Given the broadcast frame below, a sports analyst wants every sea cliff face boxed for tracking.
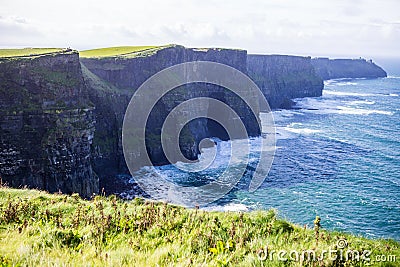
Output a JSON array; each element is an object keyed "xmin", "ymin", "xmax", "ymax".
[
  {"xmin": 247, "ymin": 55, "xmax": 324, "ymax": 109},
  {"xmin": 311, "ymin": 58, "xmax": 387, "ymax": 80},
  {"xmin": 0, "ymin": 51, "xmax": 98, "ymax": 197},
  {"xmin": 1, "ymin": 45, "xmax": 388, "ymax": 196},
  {"xmin": 81, "ymin": 46, "xmax": 260, "ymax": 188}
]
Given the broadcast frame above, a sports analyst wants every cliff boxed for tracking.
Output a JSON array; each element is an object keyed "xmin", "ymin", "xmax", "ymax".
[
  {"xmin": 311, "ymin": 57, "xmax": 387, "ymax": 80},
  {"xmin": 4, "ymin": 45, "xmax": 381, "ymax": 197},
  {"xmin": 0, "ymin": 50, "xmax": 98, "ymax": 198},
  {"xmin": 247, "ymin": 55, "xmax": 324, "ymax": 108},
  {"xmin": 80, "ymin": 45, "xmax": 260, "ymax": 189}
]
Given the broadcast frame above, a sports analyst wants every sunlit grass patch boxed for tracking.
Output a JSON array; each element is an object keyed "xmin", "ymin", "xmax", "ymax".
[
  {"xmin": 0, "ymin": 48, "xmax": 65, "ymax": 58},
  {"xmin": 79, "ymin": 46, "xmax": 163, "ymax": 58}
]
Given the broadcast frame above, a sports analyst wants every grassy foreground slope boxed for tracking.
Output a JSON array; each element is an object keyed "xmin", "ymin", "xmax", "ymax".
[{"xmin": 0, "ymin": 187, "xmax": 398, "ymax": 266}]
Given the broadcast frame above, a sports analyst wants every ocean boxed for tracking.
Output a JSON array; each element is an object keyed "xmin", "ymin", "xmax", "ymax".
[{"xmin": 123, "ymin": 76, "xmax": 400, "ymax": 241}]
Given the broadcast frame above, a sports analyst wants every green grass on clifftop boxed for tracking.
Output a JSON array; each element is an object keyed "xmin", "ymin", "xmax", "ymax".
[
  {"xmin": 0, "ymin": 48, "xmax": 65, "ymax": 58},
  {"xmin": 0, "ymin": 186, "xmax": 398, "ymax": 266},
  {"xmin": 79, "ymin": 46, "xmax": 168, "ymax": 58}
]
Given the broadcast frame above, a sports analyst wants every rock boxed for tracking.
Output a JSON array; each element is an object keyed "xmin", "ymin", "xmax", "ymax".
[
  {"xmin": 81, "ymin": 45, "xmax": 260, "ymax": 189},
  {"xmin": 247, "ymin": 54, "xmax": 324, "ymax": 109},
  {"xmin": 311, "ymin": 57, "xmax": 387, "ymax": 80},
  {"xmin": 2, "ymin": 45, "xmax": 387, "ymax": 197},
  {"xmin": 0, "ymin": 51, "xmax": 98, "ymax": 198}
]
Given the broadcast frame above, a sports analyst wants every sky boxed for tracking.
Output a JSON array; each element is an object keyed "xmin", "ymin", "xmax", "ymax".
[{"xmin": 1, "ymin": 0, "xmax": 399, "ymax": 60}]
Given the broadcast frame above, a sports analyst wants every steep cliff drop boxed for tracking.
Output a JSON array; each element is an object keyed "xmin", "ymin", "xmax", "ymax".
[
  {"xmin": 80, "ymin": 45, "xmax": 261, "ymax": 191},
  {"xmin": 311, "ymin": 57, "xmax": 387, "ymax": 80},
  {"xmin": 0, "ymin": 49, "xmax": 98, "ymax": 198},
  {"xmin": 4, "ymin": 45, "xmax": 380, "ymax": 197},
  {"xmin": 247, "ymin": 55, "xmax": 324, "ymax": 109}
]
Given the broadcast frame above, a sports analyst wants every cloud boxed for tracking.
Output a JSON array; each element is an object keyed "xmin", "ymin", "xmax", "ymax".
[
  {"xmin": 0, "ymin": 15, "xmax": 43, "ymax": 47},
  {"xmin": 0, "ymin": 0, "xmax": 398, "ymax": 58},
  {"xmin": 12, "ymin": 16, "xmax": 27, "ymax": 24}
]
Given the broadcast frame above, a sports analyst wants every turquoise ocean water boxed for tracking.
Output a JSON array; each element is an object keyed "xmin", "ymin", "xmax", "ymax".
[{"xmin": 125, "ymin": 76, "xmax": 400, "ymax": 240}]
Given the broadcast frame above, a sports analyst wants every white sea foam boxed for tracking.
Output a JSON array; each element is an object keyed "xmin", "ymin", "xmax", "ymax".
[
  {"xmin": 336, "ymin": 82, "xmax": 358, "ymax": 86},
  {"xmin": 203, "ymin": 203, "xmax": 249, "ymax": 212},
  {"xmin": 336, "ymin": 221, "xmax": 345, "ymax": 227},
  {"xmin": 294, "ymin": 97, "xmax": 339, "ymax": 110},
  {"xmin": 293, "ymin": 99, "xmax": 394, "ymax": 116},
  {"xmin": 275, "ymin": 127, "xmax": 296, "ymax": 140},
  {"xmin": 324, "ymin": 80, "xmax": 334, "ymax": 86},
  {"xmin": 348, "ymin": 100, "xmax": 375, "ymax": 105},
  {"xmin": 283, "ymin": 123, "xmax": 321, "ymax": 135},
  {"xmin": 335, "ymin": 106, "xmax": 394, "ymax": 115},
  {"xmin": 284, "ymin": 127, "xmax": 321, "ymax": 135},
  {"xmin": 323, "ymin": 90, "xmax": 375, "ymax": 97},
  {"xmin": 389, "ymin": 93, "xmax": 399, "ymax": 97}
]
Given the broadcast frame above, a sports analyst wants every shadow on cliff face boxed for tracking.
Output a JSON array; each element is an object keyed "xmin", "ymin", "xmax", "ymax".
[{"xmin": 0, "ymin": 51, "xmax": 98, "ymax": 198}]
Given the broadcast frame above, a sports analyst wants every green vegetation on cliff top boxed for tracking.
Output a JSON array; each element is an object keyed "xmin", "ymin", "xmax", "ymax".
[
  {"xmin": 79, "ymin": 46, "xmax": 170, "ymax": 58},
  {"xmin": 0, "ymin": 45, "xmax": 242, "ymax": 60},
  {"xmin": 0, "ymin": 186, "xmax": 398, "ymax": 266},
  {"xmin": 0, "ymin": 48, "xmax": 65, "ymax": 58}
]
